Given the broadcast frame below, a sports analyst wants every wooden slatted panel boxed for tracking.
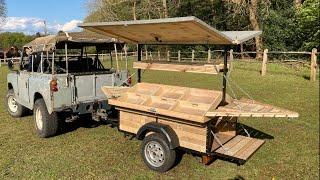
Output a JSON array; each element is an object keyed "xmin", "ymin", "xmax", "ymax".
[
  {"xmin": 119, "ymin": 109, "xmax": 208, "ymax": 153},
  {"xmin": 214, "ymin": 135, "xmax": 265, "ymax": 161},
  {"xmin": 206, "ymin": 98, "xmax": 299, "ymax": 118},
  {"xmin": 133, "ymin": 62, "xmax": 225, "ymax": 75},
  {"xmin": 80, "ymin": 17, "xmax": 232, "ymax": 44}
]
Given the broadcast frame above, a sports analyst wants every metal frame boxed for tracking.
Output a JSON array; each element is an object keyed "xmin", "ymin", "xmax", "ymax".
[{"xmin": 136, "ymin": 44, "xmax": 229, "ymax": 105}]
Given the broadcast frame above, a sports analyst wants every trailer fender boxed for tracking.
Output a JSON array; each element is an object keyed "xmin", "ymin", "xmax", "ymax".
[{"xmin": 136, "ymin": 122, "xmax": 179, "ymax": 149}]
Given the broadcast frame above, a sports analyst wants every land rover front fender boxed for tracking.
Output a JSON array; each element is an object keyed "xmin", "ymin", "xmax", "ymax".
[{"xmin": 7, "ymin": 73, "xmax": 18, "ymax": 95}]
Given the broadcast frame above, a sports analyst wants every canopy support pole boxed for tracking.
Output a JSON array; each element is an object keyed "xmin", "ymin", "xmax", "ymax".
[
  {"xmin": 137, "ymin": 44, "xmax": 142, "ymax": 83},
  {"xmin": 221, "ymin": 46, "xmax": 228, "ymax": 105}
]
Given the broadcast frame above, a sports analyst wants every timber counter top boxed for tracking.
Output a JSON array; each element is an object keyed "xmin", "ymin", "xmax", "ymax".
[
  {"xmin": 102, "ymin": 83, "xmax": 299, "ymax": 123},
  {"xmin": 103, "ymin": 83, "xmax": 222, "ymax": 123}
]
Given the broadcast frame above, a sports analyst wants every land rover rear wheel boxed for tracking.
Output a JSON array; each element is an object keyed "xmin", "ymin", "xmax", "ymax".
[
  {"xmin": 33, "ymin": 98, "xmax": 59, "ymax": 138},
  {"xmin": 6, "ymin": 89, "xmax": 26, "ymax": 117},
  {"xmin": 141, "ymin": 133, "xmax": 176, "ymax": 172}
]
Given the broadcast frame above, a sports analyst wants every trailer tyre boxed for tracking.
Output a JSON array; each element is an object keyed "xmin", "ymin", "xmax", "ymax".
[
  {"xmin": 6, "ymin": 89, "xmax": 26, "ymax": 117},
  {"xmin": 141, "ymin": 133, "xmax": 176, "ymax": 172},
  {"xmin": 33, "ymin": 98, "xmax": 59, "ymax": 138}
]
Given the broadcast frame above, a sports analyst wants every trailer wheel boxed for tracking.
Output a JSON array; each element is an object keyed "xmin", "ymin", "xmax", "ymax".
[
  {"xmin": 33, "ymin": 98, "xmax": 59, "ymax": 138},
  {"xmin": 141, "ymin": 133, "xmax": 176, "ymax": 172},
  {"xmin": 6, "ymin": 89, "xmax": 26, "ymax": 117}
]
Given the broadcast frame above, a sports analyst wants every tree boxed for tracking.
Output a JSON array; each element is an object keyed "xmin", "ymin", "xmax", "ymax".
[
  {"xmin": 248, "ymin": 0, "xmax": 263, "ymax": 59},
  {"xmin": 0, "ymin": 32, "xmax": 35, "ymax": 49},
  {"xmin": 298, "ymin": 0, "xmax": 320, "ymax": 50}
]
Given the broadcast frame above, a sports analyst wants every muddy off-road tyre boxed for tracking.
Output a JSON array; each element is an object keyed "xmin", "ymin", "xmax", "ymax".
[
  {"xmin": 6, "ymin": 89, "xmax": 27, "ymax": 117},
  {"xmin": 33, "ymin": 98, "xmax": 59, "ymax": 138},
  {"xmin": 141, "ymin": 133, "xmax": 176, "ymax": 172}
]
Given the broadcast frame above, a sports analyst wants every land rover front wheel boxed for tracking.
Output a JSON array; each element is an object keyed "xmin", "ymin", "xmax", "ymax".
[
  {"xmin": 6, "ymin": 89, "xmax": 26, "ymax": 117},
  {"xmin": 141, "ymin": 133, "xmax": 176, "ymax": 172},
  {"xmin": 33, "ymin": 98, "xmax": 59, "ymax": 138}
]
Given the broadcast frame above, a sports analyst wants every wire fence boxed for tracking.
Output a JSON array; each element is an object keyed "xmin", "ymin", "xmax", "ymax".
[{"xmin": 1, "ymin": 49, "xmax": 318, "ymax": 81}]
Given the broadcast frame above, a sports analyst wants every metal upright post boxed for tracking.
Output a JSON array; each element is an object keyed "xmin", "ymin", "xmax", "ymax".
[
  {"xmin": 137, "ymin": 44, "xmax": 142, "ymax": 83},
  {"xmin": 65, "ymin": 43, "xmax": 68, "ymax": 74},
  {"xmin": 222, "ymin": 46, "xmax": 228, "ymax": 105}
]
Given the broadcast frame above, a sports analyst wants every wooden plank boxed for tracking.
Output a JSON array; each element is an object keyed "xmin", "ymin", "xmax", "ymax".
[
  {"xmin": 133, "ymin": 62, "xmax": 224, "ymax": 75},
  {"xmin": 215, "ymin": 135, "xmax": 244, "ymax": 154},
  {"xmin": 214, "ymin": 135, "xmax": 265, "ymax": 161},
  {"xmin": 236, "ymin": 139, "xmax": 265, "ymax": 160},
  {"xmin": 222, "ymin": 137, "xmax": 252, "ymax": 156}
]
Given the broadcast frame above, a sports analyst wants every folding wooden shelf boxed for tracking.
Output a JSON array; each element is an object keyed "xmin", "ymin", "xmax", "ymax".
[
  {"xmin": 213, "ymin": 135, "xmax": 265, "ymax": 163},
  {"xmin": 133, "ymin": 62, "xmax": 226, "ymax": 75},
  {"xmin": 206, "ymin": 98, "xmax": 299, "ymax": 118}
]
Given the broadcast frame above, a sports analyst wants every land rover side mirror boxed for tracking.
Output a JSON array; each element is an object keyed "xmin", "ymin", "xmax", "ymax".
[{"xmin": 8, "ymin": 60, "xmax": 14, "ymax": 70}]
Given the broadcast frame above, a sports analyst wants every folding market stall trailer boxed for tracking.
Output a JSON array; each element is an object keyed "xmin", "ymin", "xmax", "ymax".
[{"xmin": 80, "ymin": 16, "xmax": 299, "ymax": 172}]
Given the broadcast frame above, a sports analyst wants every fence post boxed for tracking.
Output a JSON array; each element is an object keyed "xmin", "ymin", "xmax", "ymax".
[
  {"xmin": 207, "ymin": 49, "xmax": 211, "ymax": 63},
  {"xmin": 145, "ymin": 45, "xmax": 148, "ymax": 60},
  {"xmin": 158, "ymin": 51, "xmax": 160, "ymax": 61},
  {"xmin": 261, "ymin": 49, "xmax": 268, "ymax": 76},
  {"xmin": 310, "ymin": 48, "xmax": 318, "ymax": 81},
  {"xmin": 192, "ymin": 50, "xmax": 195, "ymax": 62},
  {"xmin": 167, "ymin": 51, "xmax": 170, "ymax": 61},
  {"xmin": 229, "ymin": 49, "xmax": 234, "ymax": 71},
  {"xmin": 178, "ymin": 50, "xmax": 181, "ymax": 62}
]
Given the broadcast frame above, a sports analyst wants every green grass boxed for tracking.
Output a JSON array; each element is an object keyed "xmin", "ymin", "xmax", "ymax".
[{"xmin": 0, "ymin": 61, "xmax": 318, "ymax": 179}]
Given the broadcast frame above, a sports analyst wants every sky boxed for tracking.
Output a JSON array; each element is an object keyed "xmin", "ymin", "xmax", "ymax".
[{"xmin": 2, "ymin": 0, "xmax": 87, "ymax": 34}]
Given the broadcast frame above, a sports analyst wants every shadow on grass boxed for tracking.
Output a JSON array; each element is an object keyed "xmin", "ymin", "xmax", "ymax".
[
  {"xmin": 237, "ymin": 123, "xmax": 274, "ymax": 140},
  {"xmin": 228, "ymin": 175, "xmax": 246, "ymax": 180},
  {"xmin": 58, "ymin": 114, "xmax": 104, "ymax": 136}
]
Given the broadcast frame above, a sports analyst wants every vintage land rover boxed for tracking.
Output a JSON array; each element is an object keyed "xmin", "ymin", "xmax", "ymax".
[{"xmin": 6, "ymin": 31, "xmax": 129, "ymax": 138}]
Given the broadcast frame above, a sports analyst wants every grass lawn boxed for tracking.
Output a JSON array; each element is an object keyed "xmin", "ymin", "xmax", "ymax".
[{"xmin": 0, "ymin": 61, "xmax": 318, "ymax": 179}]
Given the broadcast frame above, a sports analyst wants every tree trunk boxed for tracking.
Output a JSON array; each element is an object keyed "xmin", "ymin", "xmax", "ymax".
[
  {"xmin": 294, "ymin": 0, "xmax": 302, "ymax": 8},
  {"xmin": 132, "ymin": 0, "xmax": 137, "ymax": 20},
  {"xmin": 162, "ymin": 0, "xmax": 168, "ymax": 18},
  {"xmin": 248, "ymin": 0, "xmax": 262, "ymax": 59}
]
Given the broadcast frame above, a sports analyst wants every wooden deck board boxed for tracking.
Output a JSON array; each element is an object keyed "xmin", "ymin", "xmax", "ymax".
[{"xmin": 214, "ymin": 135, "xmax": 265, "ymax": 161}]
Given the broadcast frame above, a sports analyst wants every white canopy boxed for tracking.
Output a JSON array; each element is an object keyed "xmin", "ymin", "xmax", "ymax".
[{"xmin": 79, "ymin": 16, "xmax": 261, "ymax": 45}]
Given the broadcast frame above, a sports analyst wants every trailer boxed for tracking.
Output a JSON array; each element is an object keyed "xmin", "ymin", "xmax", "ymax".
[{"xmin": 80, "ymin": 16, "xmax": 299, "ymax": 172}]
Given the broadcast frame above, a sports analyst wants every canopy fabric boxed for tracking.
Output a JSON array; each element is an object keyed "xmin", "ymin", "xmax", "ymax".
[
  {"xmin": 24, "ymin": 31, "xmax": 122, "ymax": 53},
  {"xmin": 79, "ymin": 16, "xmax": 261, "ymax": 45}
]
